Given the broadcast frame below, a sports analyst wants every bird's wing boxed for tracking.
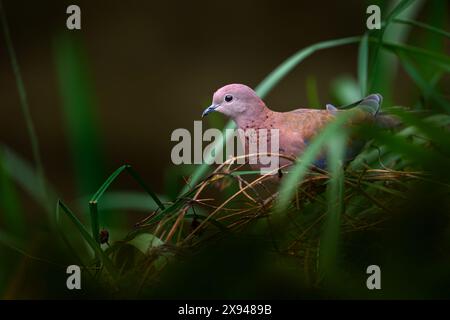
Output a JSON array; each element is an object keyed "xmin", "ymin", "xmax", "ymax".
[
  {"xmin": 272, "ymin": 94, "xmax": 388, "ymax": 168},
  {"xmin": 289, "ymin": 108, "xmax": 320, "ymax": 114}
]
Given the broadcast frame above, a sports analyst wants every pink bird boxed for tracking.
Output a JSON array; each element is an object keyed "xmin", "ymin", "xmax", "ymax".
[{"xmin": 202, "ymin": 84, "xmax": 395, "ymax": 170}]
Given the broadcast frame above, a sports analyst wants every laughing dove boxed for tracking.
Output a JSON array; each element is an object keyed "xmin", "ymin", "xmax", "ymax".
[{"xmin": 202, "ymin": 84, "xmax": 394, "ymax": 170}]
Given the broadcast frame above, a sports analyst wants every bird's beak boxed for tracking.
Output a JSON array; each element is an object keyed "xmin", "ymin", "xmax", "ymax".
[{"xmin": 202, "ymin": 104, "xmax": 218, "ymax": 118}]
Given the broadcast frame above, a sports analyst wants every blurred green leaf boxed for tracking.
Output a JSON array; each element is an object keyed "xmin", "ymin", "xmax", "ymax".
[
  {"xmin": 356, "ymin": 124, "xmax": 449, "ymax": 170},
  {"xmin": 256, "ymin": 37, "xmax": 360, "ymax": 98},
  {"xmin": 388, "ymin": 107, "xmax": 450, "ymax": 155},
  {"xmin": 0, "ymin": 230, "xmax": 26, "ymax": 252},
  {"xmin": 331, "ymin": 75, "xmax": 361, "ymax": 105},
  {"xmin": 0, "ymin": 145, "xmax": 55, "ymax": 221},
  {"xmin": 381, "ymin": 41, "xmax": 450, "ymax": 72},
  {"xmin": 358, "ymin": 34, "xmax": 369, "ymax": 97},
  {"xmin": 394, "ymin": 18, "xmax": 450, "ymax": 40},
  {"xmin": 79, "ymin": 191, "xmax": 169, "ymax": 212},
  {"xmin": 319, "ymin": 130, "xmax": 347, "ymax": 280},
  {"xmin": 0, "ymin": 150, "xmax": 25, "ymax": 237},
  {"xmin": 417, "ymin": 0, "xmax": 448, "ymax": 79},
  {"xmin": 276, "ymin": 112, "xmax": 353, "ymax": 213},
  {"xmin": 0, "ymin": 0, "xmax": 47, "ymax": 206},
  {"xmin": 164, "ymin": 165, "xmax": 195, "ymax": 199}
]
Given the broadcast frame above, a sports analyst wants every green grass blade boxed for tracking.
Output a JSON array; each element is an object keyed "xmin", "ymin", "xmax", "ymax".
[
  {"xmin": 369, "ymin": 0, "xmax": 424, "ymax": 102},
  {"xmin": 0, "ymin": 230, "xmax": 26, "ymax": 253},
  {"xmin": 56, "ymin": 200, "xmax": 118, "ymax": 278},
  {"xmin": 79, "ymin": 191, "xmax": 169, "ymax": 212},
  {"xmin": 91, "ymin": 165, "xmax": 128, "ymax": 202},
  {"xmin": 368, "ymin": 0, "xmax": 416, "ymax": 90},
  {"xmin": 88, "ymin": 164, "xmax": 165, "ymax": 241},
  {"xmin": 306, "ymin": 75, "xmax": 320, "ymax": 108},
  {"xmin": 0, "ymin": 1, "xmax": 47, "ymax": 205},
  {"xmin": 164, "ymin": 165, "xmax": 196, "ymax": 199},
  {"xmin": 381, "ymin": 41, "xmax": 450, "ymax": 72},
  {"xmin": 180, "ymin": 121, "xmax": 236, "ymax": 195},
  {"xmin": 393, "ymin": 18, "xmax": 450, "ymax": 40},
  {"xmin": 144, "ymin": 187, "xmax": 199, "ymax": 226},
  {"xmin": 0, "ymin": 229, "xmax": 25, "ymax": 295},
  {"xmin": 0, "ymin": 150, "xmax": 25, "ymax": 237},
  {"xmin": 126, "ymin": 166, "xmax": 166, "ymax": 211},
  {"xmin": 385, "ymin": 0, "xmax": 417, "ymax": 21},
  {"xmin": 356, "ymin": 124, "xmax": 448, "ymax": 168},
  {"xmin": 230, "ymin": 170, "xmax": 261, "ymax": 176},
  {"xmin": 89, "ymin": 201, "xmax": 100, "ymax": 243},
  {"xmin": 416, "ymin": 0, "xmax": 447, "ymax": 80},
  {"xmin": 90, "ymin": 165, "xmax": 165, "ymax": 211},
  {"xmin": 388, "ymin": 107, "xmax": 450, "ymax": 155},
  {"xmin": 396, "ymin": 53, "xmax": 450, "ymax": 111},
  {"xmin": 207, "ymin": 112, "xmax": 226, "ymax": 131},
  {"xmin": 331, "ymin": 76, "xmax": 361, "ymax": 105},
  {"xmin": 54, "ymin": 33, "xmax": 105, "ymax": 196},
  {"xmin": 275, "ymin": 112, "xmax": 353, "ymax": 213},
  {"xmin": 349, "ymin": 114, "xmax": 450, "ymax": 171}
]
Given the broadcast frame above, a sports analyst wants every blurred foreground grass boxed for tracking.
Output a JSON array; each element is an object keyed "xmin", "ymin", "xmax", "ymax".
[{"xmin": 1, "ymin": 0, "xmax": 450, "ymax": 299}]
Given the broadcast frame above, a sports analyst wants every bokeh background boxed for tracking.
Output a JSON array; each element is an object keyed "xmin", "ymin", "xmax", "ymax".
[{"xmin": 1, "ymin": 0, "xmax": 449, "ymax": 299}]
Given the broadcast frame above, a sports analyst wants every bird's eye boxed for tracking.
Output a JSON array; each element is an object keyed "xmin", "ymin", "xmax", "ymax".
[{"xmin": 224, "ymin": 95, "xmax": 233, "ymax": 102}]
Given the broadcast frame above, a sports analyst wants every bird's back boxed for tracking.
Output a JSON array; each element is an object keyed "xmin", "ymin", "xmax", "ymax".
[{"xmin": 269, "ymin": 94, "xmax": 386, "ymax": 168}]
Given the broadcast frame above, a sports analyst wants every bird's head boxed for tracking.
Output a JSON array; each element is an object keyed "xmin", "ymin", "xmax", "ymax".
[{"xmin": 202, "ymin": 84, "xmax": 266, "ymax": 120}]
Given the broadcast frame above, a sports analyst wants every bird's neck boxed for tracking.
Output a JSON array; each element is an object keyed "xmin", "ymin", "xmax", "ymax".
[{"xmin": 233, "ymin": 104, "xmax": 273, "ymax": 129}]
